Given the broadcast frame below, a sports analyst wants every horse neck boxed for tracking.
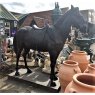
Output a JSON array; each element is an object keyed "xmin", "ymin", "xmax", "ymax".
[{"xmin": 54, "ymin": 18, "xmax": 72, "ymax": 42}]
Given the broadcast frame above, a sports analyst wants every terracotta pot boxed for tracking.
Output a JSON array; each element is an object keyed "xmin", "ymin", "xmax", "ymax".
[
  {"xmin": 65, "ymin": 73, "xmax": 95, "ymax": 93},
  {"xmin": 84, "ymin": 64, "xmax": 95, "ymax": 74},
  {"xmin": 58, "ymin": 60, "xmax": 81, "ymax": 92},
  {"xmin": 68, "ymin": 50, "xmax": 89, "ymax": 72}
]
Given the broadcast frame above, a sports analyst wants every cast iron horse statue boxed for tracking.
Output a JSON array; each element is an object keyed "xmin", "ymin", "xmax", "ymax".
[{"xmin": 13, "ymin": 5, "xmax": 88, "ymax": 87}]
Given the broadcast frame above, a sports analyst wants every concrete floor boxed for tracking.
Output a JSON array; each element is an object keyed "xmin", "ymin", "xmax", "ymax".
[
  {"xmin": 8, "ymin": 67, "xmax": 59, "ymax": 93},
  {"xmin": 0, "ymin": 76, "xmax": 53, "ymax": 93}
]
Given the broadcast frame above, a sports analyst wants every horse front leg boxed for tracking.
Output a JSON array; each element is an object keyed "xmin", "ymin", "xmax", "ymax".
[
  {"xmin": 23, "ymin": 49, "xmax": 32, "ymax": 74},
  {"xmin": 49, "ymin": 53, "xmax": 58, "ymax": 87}
]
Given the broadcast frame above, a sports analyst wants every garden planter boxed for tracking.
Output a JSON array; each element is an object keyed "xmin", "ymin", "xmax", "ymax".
[
  {"xmin": 58, "ymin": 60, "xmax": 81, "ymax": 92},
  {"xmin": 65, "ymin": 73, "xmax": 95, "ymax": 93},
  {"xmin": 84, "ymin": 64, "xmax": 95, "ymax": 74},
  {"xmin": 68, "ymin": 50, "xmax": 89, "ymax": 72}
]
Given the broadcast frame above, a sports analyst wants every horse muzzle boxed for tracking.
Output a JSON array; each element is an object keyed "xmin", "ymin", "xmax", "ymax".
[{"xmin": 79, "ymin": 24, "xmax": 88, "ymax": 33}]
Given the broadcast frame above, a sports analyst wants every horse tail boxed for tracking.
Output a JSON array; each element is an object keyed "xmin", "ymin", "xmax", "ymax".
[{"xmin": 13, "ymin": 34, "xmax": 17, "ymax": 54}]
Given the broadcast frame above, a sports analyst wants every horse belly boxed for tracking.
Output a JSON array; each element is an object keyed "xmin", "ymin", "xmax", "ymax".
[
  {"xmin": 24, "ymin": 32, "xmax": 48, "ymax": 51},
  {"xmin": 25, "ymin": 41, "xmax": 48, "ymax": 52},
  {"xmin": 35, "ymin": 43, "xmax": 48, "ymax": 52}
]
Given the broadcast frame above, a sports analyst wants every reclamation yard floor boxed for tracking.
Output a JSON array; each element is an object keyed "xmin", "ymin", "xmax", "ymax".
[
  {"xmin": 0, "ymin": 75, "xmax": 51, "ymax": 93},
  {"xmin": 0, "ymin": 61, "xmax": 59, "ymax": 93},
  {"xmin": 0, "ymin": 56, "xmax": 95, "ymax": 93}
]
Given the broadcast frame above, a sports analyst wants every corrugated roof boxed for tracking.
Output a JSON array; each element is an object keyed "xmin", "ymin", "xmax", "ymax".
[
  {"xmin": 18, "ymin": 14, "xmax": 29, "ymax": 21},
  {"xmin": 0, "ymin": 4, "xmax": 18, "ymax": 21}
]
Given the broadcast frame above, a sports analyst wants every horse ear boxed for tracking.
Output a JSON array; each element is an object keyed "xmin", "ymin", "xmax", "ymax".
[
  {"xmin": 75, "ymin": 7, "xmax": 79, "ymax": 12},
  {"xmin": 76, "ymin": 7, "xmax": 79, "ymax": 11},
  {"xmin": 71, "ymin": 5, "xmax": 74, "ymax": 9}
]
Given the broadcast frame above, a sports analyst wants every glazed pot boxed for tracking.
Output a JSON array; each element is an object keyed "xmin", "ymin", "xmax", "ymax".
[
  {"xmin": 68, "ymin": 50, "xmax": 89, "ymax": 72},
  {"xmin": 58, "ymin": 60, "xmax": 81, "ymax": 92},
  {"xmin": 84, "ymin": 64, "xmax": 95, "ymax": 74},
  {"xmin": 65, "ymin": 73, "xmax": 95, "ymax": 93}
]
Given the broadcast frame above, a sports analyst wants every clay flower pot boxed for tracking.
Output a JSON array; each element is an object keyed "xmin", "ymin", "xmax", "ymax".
[
  {"xmin": 84, "ymin": 64, "xmax": 95, "ymax": 74},
  {"xmin": 68, "ymin": 50, "xmax": 89, "ymax": 72},
  {"xmin": 58, "ymin": 60, "xmax": 81, "ymax": 92},
  {"xmin": 65, "ymin": 73, "xmax": 95, "ymax": 93}
]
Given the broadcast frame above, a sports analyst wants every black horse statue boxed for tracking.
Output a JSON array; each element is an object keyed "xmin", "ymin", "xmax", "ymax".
[{"xmin": 13, "ymin": 5, "xmax": 88, "ymax": 87}]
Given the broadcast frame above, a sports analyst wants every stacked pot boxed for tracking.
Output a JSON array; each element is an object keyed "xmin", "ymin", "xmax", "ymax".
[
  {"xmin": 58, "ymin": 50, "xmax": 95, "ymax": 93},
  {"xmin": 58, "ymin": 60, "xmax": 81, "ymax": 92},
  {"xmin": 68, "ymin": 50, "xmax": 89, "ymax": 72},
  {"xmin": 64, "ymin": 73, "xmax": 95, "ymax": 93}
]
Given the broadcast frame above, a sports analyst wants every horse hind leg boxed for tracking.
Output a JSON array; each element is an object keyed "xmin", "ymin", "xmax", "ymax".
[
  {"xmin": 15, "ymin": 48, "xmax": 23, "ymax": 76},
  {"xmin": 22, "ymin": 49, "xmax": 32, "ymax": 74}
]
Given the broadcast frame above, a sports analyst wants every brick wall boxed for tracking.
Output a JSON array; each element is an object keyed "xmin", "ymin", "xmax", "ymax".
[
  {"xmin": 21, "ymin": 10, "xmax": 53, "ymax": 27},
  {"xmin": 21, "ymin": 7, "xmax": 69, "ymax": 28}
]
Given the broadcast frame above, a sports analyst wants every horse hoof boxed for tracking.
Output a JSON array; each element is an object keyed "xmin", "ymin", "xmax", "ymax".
[
  {"xmin": 57, "ymin": 86, "xmax": 61, "ymax": 92},
  {"xmin": 27, "ymin": 69, "xmax": 32, "ymax": 74},
  {"xmin": 50, "ymin": 81, "xmax": 56, "ymax": 87},
  {"xmin": 53, "ymin": 76, "xmax": 58, "ymax": 81},
  {"xmin": 15, "ymin": 72, "xmax": 20, "ymax": 76},
  {"xmin": 90, "ymin": 60, "xmax": 93, "ymax": 63},
  {"xmin": 55, "ymin": 71, "xmax": 58, "ymax": 74}
]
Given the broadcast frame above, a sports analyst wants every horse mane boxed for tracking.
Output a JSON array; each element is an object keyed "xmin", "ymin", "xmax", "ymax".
[
  {"xmin": 54, "ymin": 9, "xmax": 72, "ymax": 28},
  {"xmin": 54, "ymin": 7, "xmax": 79, "ymax": 30}
]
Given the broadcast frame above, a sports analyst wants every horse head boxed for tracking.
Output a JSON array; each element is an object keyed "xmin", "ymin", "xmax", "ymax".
[{"xmin": 70, "ymin": 5, "xmax": 88, "ymax": 33}]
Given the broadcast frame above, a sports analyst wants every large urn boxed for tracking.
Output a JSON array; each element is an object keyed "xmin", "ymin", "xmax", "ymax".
[
  {"xmin": 84, "ymin": 64, "xmax": 95, "ymax": 74},
  {"xmin": 75, "ymin": 38, "xmax": 95, "ymax": 51},
  {"xmin": 58, "ymin": 60, "xmax": 81, "ymax": 92},
  {"xmin": 65, "ymin": 73, "xmax": 95, "ymax": 93},
  {"xmin": 68, "ymin": 50, "xmax": 89, "ymax": 72}
]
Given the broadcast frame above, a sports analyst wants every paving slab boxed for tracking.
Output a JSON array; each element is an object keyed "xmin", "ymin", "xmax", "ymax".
[{"xmin": 8, "ymin": 67, "xmax": 60, "ymax": 93}]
